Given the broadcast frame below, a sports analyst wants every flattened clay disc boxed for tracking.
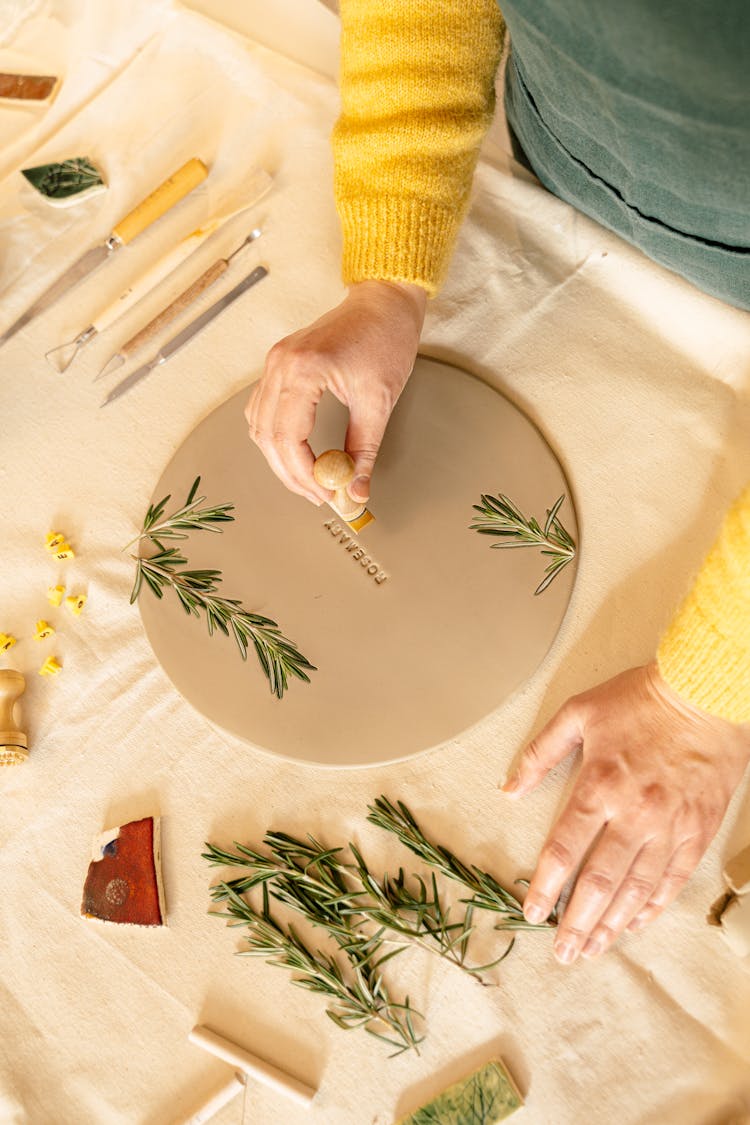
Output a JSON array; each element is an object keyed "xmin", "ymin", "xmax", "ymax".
[{"xmin": 140, "ymin": 356, "xmax": 577, "ymax": 766}]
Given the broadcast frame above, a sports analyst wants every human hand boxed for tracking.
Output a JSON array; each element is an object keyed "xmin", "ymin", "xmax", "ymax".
[
  {"xmin": 245, "ymin": 279, "xmax": 427, "ymax": 506},
  {"xmin": 502, "ymin": 662, "xmax": 750, "ymax": 963}
]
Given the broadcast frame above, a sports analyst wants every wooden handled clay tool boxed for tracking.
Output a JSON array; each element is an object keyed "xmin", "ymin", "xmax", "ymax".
[
  {"xmin": 45, "ymin": 224, "xmax": 261, "ymax": 373},
  {"xmin": 95, "ymin": 228, "xmax": 262, "ymax": 381},
  {"xmin": 171, "ymin": 1071, "xmax": 246, "ymax": 1125},
  {"xmin": 0, "ymin": 157, "xmax": 208, "ymax": 346},
  {"xmin": 0, "ymin": 670, "xmax": 28, "ymax": 766},
  {"xmin": 100, "ymin": 263, "xmax": 268, "ymax": 407},
  {"xmin": 313, "ymin": 449, "xmax": 375, "ymax": 531},
  {"xmin": 188, "ymin": 1025, "xmax": 317, "ymax": 1109}
]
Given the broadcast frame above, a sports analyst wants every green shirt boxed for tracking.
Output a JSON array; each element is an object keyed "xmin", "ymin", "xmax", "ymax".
[{"xmin": 502, "ymin": 0, "xmax": 750, "ymax": 309}]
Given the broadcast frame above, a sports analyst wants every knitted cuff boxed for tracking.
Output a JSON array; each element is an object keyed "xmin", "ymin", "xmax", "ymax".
[
  {"xmin": 657, "ymin": 603, "xmax": 750, "ymax": 724},
  {"xmin": 337, "ymin": 196, "xmax": 462, "ymax": 296}
]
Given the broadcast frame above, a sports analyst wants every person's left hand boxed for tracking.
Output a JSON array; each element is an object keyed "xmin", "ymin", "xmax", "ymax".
[{"xmin": 502, "ymin": 662, "xmax": 750, "ymax": 963}]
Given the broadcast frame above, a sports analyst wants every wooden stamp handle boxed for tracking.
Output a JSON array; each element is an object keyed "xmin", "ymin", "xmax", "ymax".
[
  {"xmin": 121, "ymin": 259, "xmax": 228, "ymax": 357},
  {"xmin": 0, "ymin": 670, "xmax": 27, "ymax": 760},
  {"xmin": 112, "ymin": 158, "xmax": 208, "ymax": 246},
  {"xmin": 313, "ymin": 449, "xmax": 365, "ymax": 522}
]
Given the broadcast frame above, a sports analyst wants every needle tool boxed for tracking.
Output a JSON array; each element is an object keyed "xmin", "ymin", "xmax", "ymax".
[
  {"xmin": 100, "ymin": 263, "xmax": 268, "ymax": 408},
  {"xmin": 95, "ymin": 228, "xmax": 262, "ymax": 381}
]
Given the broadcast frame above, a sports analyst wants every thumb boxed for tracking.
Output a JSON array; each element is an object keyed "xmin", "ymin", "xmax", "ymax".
[
  {"xmin": 344, "ymin": 395, "xmax": 392, "ymax": 503},
  {"xmin": 501, "ymin": 700, "xmax": 584, "ymax": 799}
]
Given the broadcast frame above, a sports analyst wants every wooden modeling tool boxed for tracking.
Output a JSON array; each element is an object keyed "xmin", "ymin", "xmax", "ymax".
[
  {"xmin": 100, "ymin": 263, "xmax": 268, "ymax": 406},
  {"xmin": 0, "ymin": 157, "xmax": 208, "ymax": 346},
  {"xmin": 0, "ymin": 670, "xmax": 27, "ymax": 766},
  {"xmin": 45, "ymin": 223, "xmax": 260, "ymax": 374},
  {"xmin": 0, "ymin": 73, "xmax": 59, "ymax": 102},
  {"xmin": 96, "ymin": 228, "xmax": 262, "ymax": 381},
  {"xmin": 188, "ymin": 1025, "xmax": 317, "ymax": 1108},
  {"xmin": 313, "ymin": 449, "xmax": 374, "ymax": 531},
  {"xmin": 171, "ymin": 1071, "xmax": 246, "ymax": 1125}
]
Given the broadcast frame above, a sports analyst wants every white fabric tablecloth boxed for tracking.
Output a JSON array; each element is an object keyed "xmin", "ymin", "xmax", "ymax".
[{"xmin": 1, "ymin": 3, "xmax": 749, "ymax": 1123}]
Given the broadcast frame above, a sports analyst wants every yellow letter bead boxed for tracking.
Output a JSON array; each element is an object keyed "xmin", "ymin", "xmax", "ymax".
[
  {"xmin": 65, "ymin": 594, "xmax": 87, "ymax": 616},
  {"xmin": 34, "ymin": 620, "xmax": 55, "ymax": 641},
  {"xmin": 45, "ymin": 531, "xmax": 67, "ymax": 552},
  {"xmin": 0, "ymin": 633, "xmax": 17, "ymax": 652},
  {"xmin": 39, "ymin": 655, "xmax": 62, "ymax": 676},
  {"xmin": 47, "ymin": 585, "xmax": 65, "ymax": 607},
  {"xmin": 53, "ymin": 543, "xmax": 75, "ymax": 561}
]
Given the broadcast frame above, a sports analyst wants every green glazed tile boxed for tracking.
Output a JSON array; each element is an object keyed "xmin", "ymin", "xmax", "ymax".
[
  {"xmin": 396, "ymin": 1059, "xmax": 523, "ymax": 1124},
  {"xmin": 21, "ymin": 157, "xmax": 106, "ymax": 204}
]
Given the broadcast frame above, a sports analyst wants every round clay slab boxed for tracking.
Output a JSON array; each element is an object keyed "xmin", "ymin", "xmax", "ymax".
[{"xmin": 140, "ymin": 356, "xmax": 577, "ymax": 766}]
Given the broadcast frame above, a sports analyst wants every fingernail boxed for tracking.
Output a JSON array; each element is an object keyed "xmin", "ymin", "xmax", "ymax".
[
  {"xmin": 581, "ymin": 938, "xmax": 604, "ymax": 959},
  {"xmin": 523, "ymin": 902, "xmax": 546, "ymax": 925},
  {"xmin": 554, "ymin": 942, "xmax": 577, "ymax": 965},
  {"xmin": 350, "ymin": 476, "xmax": 370, "ymax": 501},
  {"xmin": 306, "ymin": 494, "xmax": 323, "ymax": 506},
  {"xmin": 501, "ymin": 773, "xmax": 520, "ymax": 796},
  {"xmin": 627, "ymin": 915, "xmax": 647, "ymax": 933}
]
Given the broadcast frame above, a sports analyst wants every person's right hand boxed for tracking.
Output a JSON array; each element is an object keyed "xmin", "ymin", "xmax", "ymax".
[{"xmin": 245, "ymin": 279, "xmax": 427, "ymax": 506}]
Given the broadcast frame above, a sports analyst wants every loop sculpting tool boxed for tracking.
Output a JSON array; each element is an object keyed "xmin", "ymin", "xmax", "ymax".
[
  {"xmin": 0, "ymin": 157, "xmax": 208, "ymax": 346},
  {"xmin": 100, "ymin": 263, "xmax": 268, "ymax": 407},
  {"xmin": 95, "ymin": 228, "xmax": 262, "ymax": 381}
]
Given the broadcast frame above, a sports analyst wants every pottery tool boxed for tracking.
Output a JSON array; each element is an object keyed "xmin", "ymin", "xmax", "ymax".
[
  {"xmin": 0, "ymin": 73, "xmax": 59, "ymax": 102},
  {"xmin": 188, "ymin": 1025, "xmax": 317, "ymax": 1108},
  {"xmin": 313, "ymin": 448, "xmax": 375, "ymax": 531},
  {"xmin": 100, "ymin": 263, "xmax": 268, "ymax": 407},
  {"xmin": 81, "ymin": 816, "xmax": 166, "ymax": 926},
  {"xmin": 45, "ymin": 223, "xmax": 261, "ymax": 373},
  {"xmin": 0, "ymin": 157, "xmax": 208, "ymax": 346},
  {"xmin": 95, "ymin": 228, "xmax": 263, "ymax": 381},
  {"xmin": 0, "ymin": 670, "xmax": 27, "ymax": 766},
  {"xmin": 139, "ymin": 356, "xmax": 578, "ymax": 766},
  {"xmin": 171, "ymin": 1071, "xmax": 246, "ymax": 1125}
]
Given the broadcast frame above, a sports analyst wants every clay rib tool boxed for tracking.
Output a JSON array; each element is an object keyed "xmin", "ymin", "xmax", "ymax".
[
  {"xmin": 95, "ymin": 228, "xmax": 262, "ymax": 381},
  {"xmin": 100, "ymin": 263, "xmax": 268, "ymax": 407},
  {"xmin": 0, "ymin": 157, "xmax": 208, "ymax": 346},
  {"xmin": 45, "ymin": 223, "xmax": 260, "ymax": 373},
  {"xmin": 188, "ymin": 1025, "xmax": 317, "ymax": 1109},
  {"xmin": 0, "ymin": 73, "xmax": 59, "ymax": 102},
  {"xmin": 313, "ymin": 449, "xmax": 375, "ymax": 531}
]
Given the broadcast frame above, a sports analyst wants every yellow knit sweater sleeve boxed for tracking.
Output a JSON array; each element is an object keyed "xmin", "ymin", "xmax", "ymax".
[
  {"xmin": 658, "ymin": 486, "xmax": 750, "ymax": 724},
  {"xmin": 333, "ymin": 0, "xmax": 505, "ymax": 294}
]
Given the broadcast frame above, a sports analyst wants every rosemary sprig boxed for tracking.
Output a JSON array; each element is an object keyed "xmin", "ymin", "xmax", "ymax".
[
  {"xmin": 125, "ymin": 475, "xmax": 234, "ymax": 549},
  {"xmin": 206, "ymin": 828, "xmax": 516, "ymax": 983},
  {"xmin": 367, "ymin": 797, "xmax": 557, "ymax": 930},
  {"xmin": 470, "ymin": 492, "xmax": 576, "ymax": 594},
  {"xmin": 212, "ymin": 880, "xmax": 422, "ymax": 1056},
  {"xmin": 128, "ymin": 477, "xmax": 315, "ymax": 698}
]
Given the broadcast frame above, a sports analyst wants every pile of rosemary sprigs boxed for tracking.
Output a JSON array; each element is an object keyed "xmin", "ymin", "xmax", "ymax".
[{"xmin": 204, "ymin": 797, "xmax": 556, "ymax": 1056}]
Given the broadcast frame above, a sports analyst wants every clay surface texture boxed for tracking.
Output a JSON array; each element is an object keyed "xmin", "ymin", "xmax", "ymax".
[{"xmin": 139, "ymin": 356, "xmax": 577, "ymax": 765}]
